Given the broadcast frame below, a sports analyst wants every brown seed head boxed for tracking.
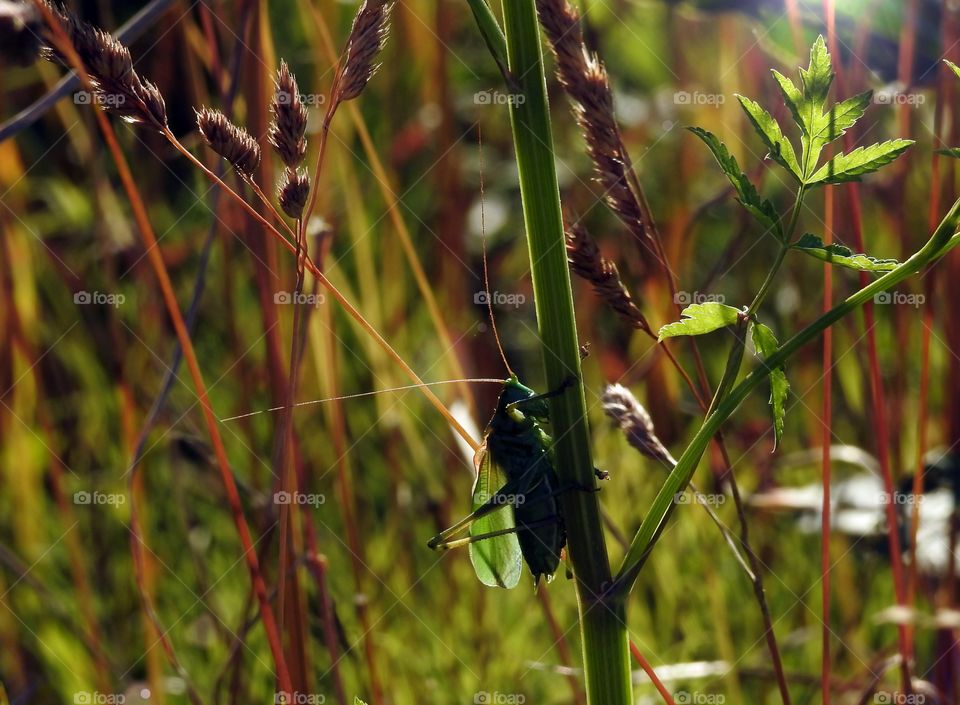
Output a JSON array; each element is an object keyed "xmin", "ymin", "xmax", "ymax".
[
  {"xmin": 601, "ymin": 384, "xmax": 675, "ymax": 466},
  {"xmin": 566, "ymin": 223, "xmax": 651, "ymax": 335},
  {"xmin": 536, "ymin": 0, "xmax": 648, "ymax": 241},
  {"xmin": 40, "ymin": 4, "xmax": 167, "ymax": 130},
  {"xmin": 269, "ymin": 60, "xmax": 308, "ymax": 168},
  {"xmin": 277, "ymin": 168, "xmax": 310, "ymax": 220},
  {"xmin": 334, "ymin": 0, "xmax": 394, "ymax": 104},
  {"xmin": 196, "ymin": 107, "xmax": 260, "ymax": 177}
]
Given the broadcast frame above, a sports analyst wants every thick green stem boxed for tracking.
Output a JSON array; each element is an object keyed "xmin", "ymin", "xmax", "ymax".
[
  {"xmin": 616, "ymin": 198, "xmax": 960, "ymax": 593},
  {"xmin": 500, "ymin": 0, "xmax": 631, "ymax": 702}
]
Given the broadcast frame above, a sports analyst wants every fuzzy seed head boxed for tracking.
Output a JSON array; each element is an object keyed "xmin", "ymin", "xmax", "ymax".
[
  {"xmin": 335, "ymin": 0, "xmax": 394, "ymax": 103},
  {"xmin": 566, "ymin": 223, "xmax": 651, "ymax": 334},
  {"xmin": 269, "ymin": 60, "xmax": 308, "ymax": 168},
  {"xmin": 601, "ymin": 384, "xmax": 675, "ymax": 466},
  {"xmin": 196, "ymin": 107, "xmax": 260, "ymax": 177},
  {"xmin": 39, "ymin": 3, "xmax": 168, "ymax": 129},
  {"xmin": 277, "ymin": 168, "xmax": 310, "ymax": 219}
]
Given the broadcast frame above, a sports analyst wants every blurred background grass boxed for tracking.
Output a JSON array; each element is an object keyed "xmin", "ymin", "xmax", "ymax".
[{"xmin": 1, "ymin": 0, "xmax": 959, "ymax": 703}]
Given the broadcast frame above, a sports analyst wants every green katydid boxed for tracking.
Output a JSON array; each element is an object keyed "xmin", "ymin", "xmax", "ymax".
[{"xmin": 222, "ymin": 140, "xmax": 597, "ymax": 589}]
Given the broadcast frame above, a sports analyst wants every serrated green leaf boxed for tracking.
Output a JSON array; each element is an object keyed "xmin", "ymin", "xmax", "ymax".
[
  {"xmin": 772, "ymin": 70, "xmax": 805, "ymax": 133},
  {"xmin": 811, "ymin": 90, "xmax": 872, "ymax": 151},
  {"xmin": 791, "ymin": 233, "xmax": 899, "ymax": 272},
  {"xmin": 687, "ymin": 127, "xmax": 780, "ymax": 234},
  {"xmin": 751, "ymin": 322, "xmax": 789, "ymax": 448},
  {"xmin": 355, "ymin": 699, "xmax": 369, "ymax": 705},
  {"xmin": 936, "ymin": 147, "xmax": 960, "ymax": 159},
  {"xmin": 808, "ymin": 139, "xmax": 913, "ymax": 185},
  {"xmin": 658, "ymin": 302, "xmax": 741, "ymax": 341},
  {"xmin": 800, "ymin": 36, "xmax": 834, "ymax": 107},
  {"xmin": 736, "ymin": 95, "xmax": 802, "ymax": 181}
]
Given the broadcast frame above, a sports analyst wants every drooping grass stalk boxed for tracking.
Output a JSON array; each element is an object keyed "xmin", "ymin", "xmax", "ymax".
[
  {"xmin": 499, "ymin": 1, "xmax": 630, "ymax": 703},
  {"xmin": 616, "ymin": 196, "xmax": 960, "ymax": 593}
]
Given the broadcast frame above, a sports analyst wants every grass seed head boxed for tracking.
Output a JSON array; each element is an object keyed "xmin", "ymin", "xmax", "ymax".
[
  {"xmin": 537, "ymin": 0, "xmax": 647, "ymax": 241},
  {"xmin": 269, "ymin": 60, "xmax": 308, "ymax": 168},
  {"xmin": 278, "ymin": 168, "xmax": 310, "ymax": 219},
  {"xmin": 196, "ymin": 107, "xmax": 261, "ymax": 177},
  {"xmin": 39, "ymin": 3, "xmax": 168, "ymax": 130},
  {"xmin": 566, "ymin": 223, "xmax": 651, "ymax": 334},
  {"xmin": 334, "ymin": 0, "xmax": 394, "ymax": 104},
  {"xmin": 601, "ymin": 384, "xmax": 674, "ymax": 465}
]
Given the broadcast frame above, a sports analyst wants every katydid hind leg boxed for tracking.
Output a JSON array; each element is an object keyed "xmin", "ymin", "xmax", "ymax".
[
  {"xmin": 426, "ymin": 469, "xmax": 545, "ymax": 549},
  {"xmin": 431, "ymin": 516, "xmax": 562, "ymax": 550}
]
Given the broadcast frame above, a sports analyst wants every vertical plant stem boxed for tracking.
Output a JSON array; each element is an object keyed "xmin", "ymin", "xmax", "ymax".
[
  {"xmin": 500, "ymin": 1, "xmax": 630, "ymax": 702},
  {"xmin": 825, "ymin": 18, "xmax": 913, "ymax": 689}
]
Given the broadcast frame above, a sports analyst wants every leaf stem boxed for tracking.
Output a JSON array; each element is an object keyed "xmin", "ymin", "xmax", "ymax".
[{"xmin": 615, "ymin": 197, "xmax": 960, "ymax": 593}]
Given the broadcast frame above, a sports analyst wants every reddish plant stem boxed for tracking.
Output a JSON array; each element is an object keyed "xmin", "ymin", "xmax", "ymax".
[
  {"xmin": 824, "ymin": 9, "xmax": 913, "ymax": 690},
  {"xmin": 629, "ymin": 640, "xmax": 676, "ymax": 705},
  {"xmin": 34, "ymin": 3, "xmax": 294, "ymax": 692}
]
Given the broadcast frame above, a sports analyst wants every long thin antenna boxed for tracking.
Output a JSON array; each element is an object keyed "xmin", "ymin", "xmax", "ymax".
[
  {"xmin": 479, "ymin": 127, "xmax": 515, "ymax": 377},
  {"xmin": 219, "ymin": 379, "xmax": 505, "ymax": 422}
]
